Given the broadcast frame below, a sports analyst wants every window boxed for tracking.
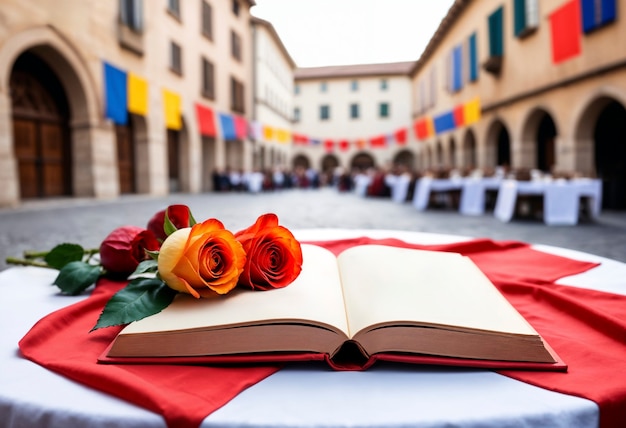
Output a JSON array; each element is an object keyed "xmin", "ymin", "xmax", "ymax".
[
  {"xmin": 380, "ymin": 79, "xmax": 388, "ymax": 90},
  {"xmin": 167, "ymin": 0, "xmax": 180, "ymax": 19},
  {"xmin": 231, "ymin": 30, "xmax": 242, "ymax": 61},
  {"xmin": 120, "ymin": 0, "xmax": 143, "ymax": 31},
  {"xmin": 320, "ymin": 81, "xmax": 327, "ymax": 92},
  {"xmin": 294, "ymin": 107, "xmax": 301, "ymax": 122},
  {"xmin": 513, "ymin": 0, "xmax": 538, "ymax": 38},
  {"xmin": 350, "ymin": 80, "xmax": 358, "ymax": 91},
  {"xmin": 230, "ymin": 76, "xmax": 245, "ymax": 114},
  {"xmin": 581, "ymin": 0, "xmax": 616, "ymax": 33},
  {"xmin": 201, "ymin": 1, "xmax": 213, "ymax": 39},
  {"xmin": 201, "ymin": 57, "xmax": 215, "ymax": 100},
  {"xmin": 379, "ymin": 103, "xmax": 389, "ymax": 118},
  {"xmin": 484, "ymin": 6, "xmax": 504, "ymax": 75},
  {"xmin": 350, "ymin": 103, "xmax": 359, "ymax": 119},
  {"xmin": 320, "ymin": 105, "xmax": 330, "ymax": 120},
  {"xmin": 232, "ymin": 0, "xmax": 240, "ymax": 16},
  {"xmin": 294, "ymin": 84, "xmax": 300, "ymax": 95},
  {"xmin": 170, "ymin": 41, "xmax": 182, "ymax": 75},
  {"xmin": 468, "ymin": 32, "xmax": 478, "ymax": 82}
]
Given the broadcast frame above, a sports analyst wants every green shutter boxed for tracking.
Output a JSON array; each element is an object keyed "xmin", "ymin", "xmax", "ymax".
[
  {"xmin": 488, "ymin": 6, "xmax": 504, "ymax": 57},
  {"xmin": 513, "ymin": 0, "xmax": 526, "ymax": 37}
]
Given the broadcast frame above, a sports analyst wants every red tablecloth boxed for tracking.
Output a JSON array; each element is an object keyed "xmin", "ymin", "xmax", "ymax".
[{"xmin": 19, "ymin": 238, "xmax": 626, "ymax": 428}]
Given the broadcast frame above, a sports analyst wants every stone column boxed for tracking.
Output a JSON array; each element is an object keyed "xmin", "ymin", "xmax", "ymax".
[{"xmin": 0, "ymin": 91, "xmax": 19, "ymax": 207}]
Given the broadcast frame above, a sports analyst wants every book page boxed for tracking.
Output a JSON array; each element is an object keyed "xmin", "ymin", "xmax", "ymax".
[
  {"xmin": 337, "ymin": 245, "xmax": 539, "ymax": 338},
  {"xmin": 121, "ymin": 244, "xmax": 349, "ymax": 336}
]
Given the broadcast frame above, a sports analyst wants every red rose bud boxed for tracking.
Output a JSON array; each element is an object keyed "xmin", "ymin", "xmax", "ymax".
[
  {"xmin": 99, "ymin": 226, "xmax": 160, "ymax": 275},
  {"xmin": 147, "ymin": 204, "xmax": 194, "ymax": 241}
]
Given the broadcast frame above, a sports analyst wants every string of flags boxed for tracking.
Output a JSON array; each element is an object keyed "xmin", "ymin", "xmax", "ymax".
[{"xmin": 103, "ymin": 60, "xmax": 481, "ymax": 150}]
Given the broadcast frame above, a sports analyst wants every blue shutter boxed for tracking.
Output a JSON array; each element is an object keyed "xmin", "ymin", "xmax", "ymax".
[
  {"xmin": 581, "ymin": 0, "xmax": 597, "ymax": 32},
  {"xmin": 488, "ymin": 7, "xmax": 504, "ymax": 56},
  {"xmin": 601, "ymin": 0, "xmax": 616, "ymax": 24},
  {"xmin": 514, "ymin": 0, "xmax": 527, "ymax": 36},
  {"xmin": 453, "ymin": 45, "xmax": 463, "ymax": 91}
]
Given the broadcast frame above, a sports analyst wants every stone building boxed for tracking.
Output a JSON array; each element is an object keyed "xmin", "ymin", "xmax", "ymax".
[
  {"xmin": 412, "ymin": 0, "xmax": 626, "ymax": 209},
  {"xmin": 0, "ymin": 0, "xmax": 255, "ymax": 207}
]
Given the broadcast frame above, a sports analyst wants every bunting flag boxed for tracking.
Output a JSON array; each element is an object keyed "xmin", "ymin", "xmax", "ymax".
[
  {"xmin": 219, "ymin": 113, "xmax": 237, "ymax": 140},
  {"xmin": 356, "ymin": 139, "xmax": 367, "ymax": 149},
  {"xmin": 127, "ymin": 72, "xmax": 148, "ymax": 116},
  {"xmin": 194, "ymin": 103, "xmax": 217, "ymax": 137},
  {"xmin": 249, "ymin": 121, "xmax": 263, "ymax": 140},
  {"xmin": 103, "ymin": 62, "xmax": 128, "ymax": 125},
  {"xmin": 394, "ymin": 128, "xmax": 407, "ymax": 145},
  {"xmin": 276, "ymin": 129, "xmax": 291, "ymax": 144},
  {"xmin": 310, "ymin": 139, "xmax": 321, "ymax": 146},
  {"xmin": 292, "ymin": 133, "xmax": 308, "ymax": 145},
  {"xmin": 262, "ymin": 126, "xmax": 274, "ymax": 141},
  {"xmin": 324, "ymin": 139, "xmax": 335, "ymax": 152},
  {"xmin": 162, "ymin": 89, "xmax": 182, "ymax": 130},
  {"xmin": 369, "ymin": 135, "xmax": 386, "ymax": 148},
  {"xmin": 338, "ymin": 140, "xmax": 350, "ymax": 151},
  {"xmin": 550, "ymin": 0, "xmax": 582, "ymax": 64},
  {"xmin": 464, "ymin": 97, "xmax": 481, "ymax": 124},
  {"xmin": 233, "ymin": 115, "xmax": 247, "ymax": 140},
  {"xmin": 434, "ymin": 112, "xmax": 456, "ymax": 134},
  {"xmin": 453, "ymin": 105, "xmax": 465, "ymax": 127}
]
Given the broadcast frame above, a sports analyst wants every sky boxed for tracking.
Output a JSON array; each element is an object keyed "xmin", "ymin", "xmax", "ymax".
[{"xmin": 250, "ymin": 0, "xmax": 456, "ymax": 68}]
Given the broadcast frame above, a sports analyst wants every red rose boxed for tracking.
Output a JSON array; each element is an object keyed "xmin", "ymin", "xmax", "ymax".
[
  {"xmin": 99, "ymin": 226, "xmax": 160, "ymax": 275},
  {"xmin": 147, "ymin": 205, "xmax": 194, "ymax": 241},
  {"xmin": 235, "ymin": 214, "xmax": 303, "ymax": 290}
]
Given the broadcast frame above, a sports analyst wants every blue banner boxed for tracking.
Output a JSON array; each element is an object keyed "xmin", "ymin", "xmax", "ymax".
[
  {"xmin": 219, "ymin": 113, "xmax": 237, "ymax": 140},
  {"xmin": 103, "ymin": 62, "xmax": 128, "ymax": 125},
  {"xmin": 434, "ymin": 112, "xmax": 456, "ymax": 134}
]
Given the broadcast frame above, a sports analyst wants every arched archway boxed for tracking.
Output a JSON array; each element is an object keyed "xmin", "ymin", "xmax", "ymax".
[
  {"xmin": 435, "ymin": 140, "xmax": 443, "ymax": 167},
  {"xmin": 350, "ymin": 151, "xmax": 375, "ymax": 171},
  {"xmin": 10, "ymin": 51, "xmax": 71, "ymax": 198},
  {"xmin": 1, "ymin": 26, "xmax": 101, "ymax": 204},
  {"xmin": 575, "ymin": 96, "xmax": 626, "ymax": 209},
  {"xmin": 392, "ymin": 149, "xmax": 415, "ymax": 170},
  {"xmin": 291, "ymin": 153, "xmax": 310, "ymax": 170},
  {"xmin": 595, "ymin": 101, "xmax": 626, "ymax": 209},
  {"xmin": 486, "ymin": 119, "xmax": 511, "ymax": 168},
  {"xmin": 462, "ymin": 129, "xmax": 477, "ymax": 169},
  {"xmin": 320, "ymin": 153, "xmax": 340, "ymax": 175},
  {"xmin": 448, "ymin": 137, "xmax": 457, "ymax": 168},
  {"xmin": 520, "ymin": 108, "xmax": 558, "ymax": 172}
]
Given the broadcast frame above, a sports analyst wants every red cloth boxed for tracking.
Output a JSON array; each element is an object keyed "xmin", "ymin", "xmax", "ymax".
[{"xmin": 18, "ymin": 237, "xmax": 626, "ymax": 428}]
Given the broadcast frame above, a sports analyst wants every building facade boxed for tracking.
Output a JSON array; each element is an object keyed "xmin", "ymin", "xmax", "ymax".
[
  {"xmin": 0, "ymin": 0, "xmax": 255, "ymax": 207},
  {"xmin": 410, "ymin": 0, "xmax": 626, "ymax": 209},
  {"xmin": 291, "ymin": 62, "xmax": 416, "ymax": 175},
  {"xmin": 250, "ymin": 17, "xmax": 295, "ymax": 172}
]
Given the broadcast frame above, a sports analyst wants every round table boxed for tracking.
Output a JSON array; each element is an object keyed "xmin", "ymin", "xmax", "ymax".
[{"xmin": 2, "ymin": 229, "xmax": 623, "ymax": 428}]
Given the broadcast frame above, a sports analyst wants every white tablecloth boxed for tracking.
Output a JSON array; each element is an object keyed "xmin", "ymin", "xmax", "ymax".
[
  {"xmin": 494, "ymin": 179, "xmax": 602, "ymax": 225},
  {"xmin": 3, "ymin": 228, "xmax": 623, "ymax": 428}
]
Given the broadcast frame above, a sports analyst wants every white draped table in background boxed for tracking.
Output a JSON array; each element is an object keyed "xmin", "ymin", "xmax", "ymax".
[
  {"xmin": 2, "ymin": 229, "xmax": 624, "ymax": 428},
  {"xmin": 494, "ymin": 178, "xmax": 602, "ymax": 225}
]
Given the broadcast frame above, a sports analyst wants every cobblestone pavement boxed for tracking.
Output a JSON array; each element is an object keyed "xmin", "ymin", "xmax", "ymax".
[{"xmin": 1, "ymin": 187, "xmax": 626, "ymax": 271}]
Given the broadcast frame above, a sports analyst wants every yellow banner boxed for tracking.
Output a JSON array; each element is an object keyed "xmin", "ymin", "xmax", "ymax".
[
  {"xmin": 162, "ymin": 89, "xmax": 182, "ymax": 130},
  {"xmin": 262, "ymin": 125, "xmax": 274, "ymax": 141},
  {"xmin": 276, "ymin": 129, "xmax": 291, "ymax": 144},
  {"xmin": 425, "ymin": 116, "xmax": 435, "ymax": 137},
  {"xmin": 464, "ymin": 97, "xmax": 481, "ymax": 125},
  {"xmin": 127, "ymin": 73, "xmax": 148, "ymax": 116}
]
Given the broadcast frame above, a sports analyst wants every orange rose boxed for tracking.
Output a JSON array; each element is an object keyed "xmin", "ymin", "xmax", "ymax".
[
  {"xmin": 157, "ymin": 219, "xmax": 246, "ymax": 298},
  {"xmin": 235, "ymin": 214, "xmax": 303, "ymax": 291}
]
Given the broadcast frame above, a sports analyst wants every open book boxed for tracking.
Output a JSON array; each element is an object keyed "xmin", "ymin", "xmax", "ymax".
[{"xmin": 100, "ymin": 244, "xmax": 565, "ymax": 371}]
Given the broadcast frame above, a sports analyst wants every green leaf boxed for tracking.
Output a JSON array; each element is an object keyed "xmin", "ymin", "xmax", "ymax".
[
  {"xmin": 53, "ymin": 261, "xmax": 102, "ymax": 295},
  {"xmin": 131, "ymin": 259, "xmax": 159, "ymax": 276},
  {"xmin": 45, "ymin": 243, "xmax": 85, "ymax": 269},
  {"xmin": 91, "ymin": 277, "xmax": 177, "ymax": 330},
  {"xmin": 188, "ymin": 211, "xmax": 197, "ymax": 227}
]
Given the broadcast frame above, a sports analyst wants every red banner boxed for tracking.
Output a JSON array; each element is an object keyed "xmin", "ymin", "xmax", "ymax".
[
  {"xmin": 195, "ymin": 104, "xmax": 217, "ymax": 137},
  {"xmin": 550, "ymin": 0, "xmax": 581, "ymax": 64}
]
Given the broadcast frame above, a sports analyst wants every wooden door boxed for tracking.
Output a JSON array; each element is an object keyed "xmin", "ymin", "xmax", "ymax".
[
  {"xmin": 116, "ymin": 124, "xmax": 136, "ymax": 194},
  {"xmin": 11, "ymin": 64, "xmax": 70, "ymax": 199}
]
